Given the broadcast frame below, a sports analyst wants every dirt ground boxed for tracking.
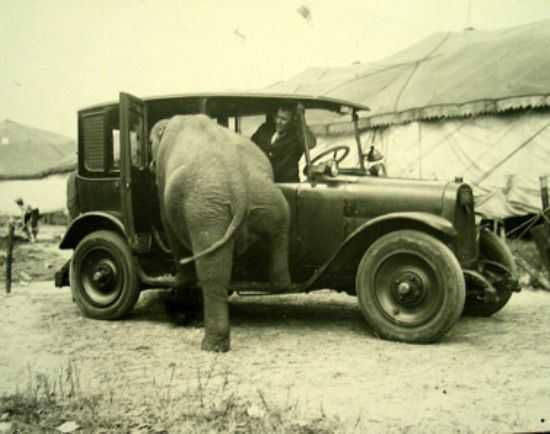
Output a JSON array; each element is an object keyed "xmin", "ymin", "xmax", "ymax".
[{"xmin": 1, "ymin": 226, "xmax": 550, "ymax": 433}]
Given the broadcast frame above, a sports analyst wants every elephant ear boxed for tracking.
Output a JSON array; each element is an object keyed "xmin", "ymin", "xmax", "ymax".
[
  {"xmin": 150, "ymin": 119, "xmax": 170, "ymax": 164},
  {"xmin": 151, "ymin": 119, "xmax": 169, "ymax": 143}
]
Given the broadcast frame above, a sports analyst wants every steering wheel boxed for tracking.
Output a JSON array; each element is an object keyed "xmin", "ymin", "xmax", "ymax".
[{"xmin": 309, "ymin": 145, "xmax": 351, "ymax": 166}]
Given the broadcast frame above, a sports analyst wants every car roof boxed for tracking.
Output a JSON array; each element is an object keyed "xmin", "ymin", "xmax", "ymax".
[{"xmin": 80, "ymin": 92, "xmax": 370, "ymax": 116}]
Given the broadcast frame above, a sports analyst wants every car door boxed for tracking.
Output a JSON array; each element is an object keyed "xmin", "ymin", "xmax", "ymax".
[
  {"xmin": 294, "ymin": 183, "xmax": 346, "ymax": 273},
  {"xmin": 119, "ymin": 92, "xmax": 153, "ymax": 253}
]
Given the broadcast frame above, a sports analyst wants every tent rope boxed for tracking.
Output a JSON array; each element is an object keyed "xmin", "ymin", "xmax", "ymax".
[
  {"xmin": 392, "ymin": 32, "xmax": 451, "ymax": 113},
  {"xmin": 476, "ymin": 120, "xmax": 550, "ymax": 184}
]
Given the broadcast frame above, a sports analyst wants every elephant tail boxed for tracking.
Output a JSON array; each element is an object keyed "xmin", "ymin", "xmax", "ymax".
[{"xmin": 179, "ymin": 199, "xmax": 247, "ymax": 266}]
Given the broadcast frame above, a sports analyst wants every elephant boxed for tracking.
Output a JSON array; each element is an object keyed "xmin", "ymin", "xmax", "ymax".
[{"xmin": 150, "ymin": 114, "xmax": 292, "ymax": 352}]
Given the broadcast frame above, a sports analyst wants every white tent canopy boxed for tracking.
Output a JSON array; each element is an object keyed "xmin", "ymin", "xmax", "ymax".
[
  {"xmin": 274, "ymin": 20, "xmax": 550, "ymax": 219},
  {"xmin": 0, "ymin": 174, "xmax": 71, "ymax": 216},
  {"xmin": 0, "ymin": 119, "xmax": 76, "ymax": 215}
]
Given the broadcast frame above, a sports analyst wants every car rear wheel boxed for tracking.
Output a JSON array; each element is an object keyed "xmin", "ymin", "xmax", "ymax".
[
  {"xmin": 70, "ymin": 230, "xmax": 140, "ymax": 319},
  {"xmin": 356, "ymin": 230, "xmax": 466, "ymax": 343},
  {"xmin": 463, "ymin": 229, "xmax": 516, "ymax": 316}
]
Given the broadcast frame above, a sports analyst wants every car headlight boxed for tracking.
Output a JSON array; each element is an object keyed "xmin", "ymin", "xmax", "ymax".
[{"xmin": 459, "ymin": 188, "xmax": 474, "ymax": 207}]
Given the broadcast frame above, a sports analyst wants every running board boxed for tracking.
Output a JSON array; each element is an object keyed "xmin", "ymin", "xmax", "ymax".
[
  {"xmin": 138, "ymin": 269, "xmax": 307, "ymax": 295},
  {"xmin": 232, "ymin": 282, "xmax": 307, "ymax": 296},
  {"xmin": 137, "ymin": 269, "xmax": 176, "ymax": 288}
]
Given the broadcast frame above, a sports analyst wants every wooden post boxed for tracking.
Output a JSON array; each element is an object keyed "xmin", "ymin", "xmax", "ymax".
[
  {"xmin": 540, "ymin": 176, "xmax": 549, "ymax": 210},
  {"xmin": 5, "ymin": 221, "xmax": 15, "ymax": 294},
  {"xmin": 540, "ymin": 176, "xmax": 549, "ymax": 231},
  {"xmin": 531, "ymin": 176, "xmax": 550, "ymax": 277}
]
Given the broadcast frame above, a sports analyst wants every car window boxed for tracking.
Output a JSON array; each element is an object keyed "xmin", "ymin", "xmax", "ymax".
[
  {"xmin": 129, "ymin": 112, "xmax": 145, "ymax": 169},
  {"xmin": 109, "ymin": 129, "xmax": 141, "ymax": 170},
  {"xmin": 305, "ymin": 109, "xmax": 343, "ymax": 126},
  {"xmin": 111, "ymin": 129, "xmax": 120, "ymax": 170},
  {"xmin": 240, "ymin": 114, "xmax": 268, "ymax": 139},
  {"xmin": 81, "ymin": 111, "xmax": 107, "ymax": 173}
]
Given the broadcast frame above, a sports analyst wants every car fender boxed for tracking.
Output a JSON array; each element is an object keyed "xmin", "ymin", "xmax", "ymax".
[
  {"xmin": 59, "ymin": 211, "xmax": 126, "ymax": 249},
  {"xmin": 349, "ymin": 212, "xmax": 457, "ymax": 240},
  {"xmin": 303, "ymin": 212, "xmax": 457, "ymax": 291}
]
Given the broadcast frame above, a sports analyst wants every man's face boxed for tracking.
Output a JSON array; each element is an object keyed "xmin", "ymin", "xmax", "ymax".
[{"xmin": 275, "ymin": 108, "xmax": 294, "ymax": 134}]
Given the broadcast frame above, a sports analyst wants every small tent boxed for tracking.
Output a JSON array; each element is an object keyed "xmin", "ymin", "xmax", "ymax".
[
  {"xmin": 0, "ymin": 119, "xmax": 76, "ymax": 216},
  {"xmin": 269, "ymin": 20, "xmax": 550, "ymax": 219}
]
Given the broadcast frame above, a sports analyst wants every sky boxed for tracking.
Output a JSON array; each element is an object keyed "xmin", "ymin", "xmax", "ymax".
[{"xmin": 2, "ymin": 0, "xmax": 550, "ymax": 138}]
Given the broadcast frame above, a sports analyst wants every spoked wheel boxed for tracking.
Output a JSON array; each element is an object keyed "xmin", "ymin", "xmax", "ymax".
[
  {"xmin": 356, "ymin": 230, "xmax": 466, "ymax": 343},
  {"xmin": 463, "ymin": 229, "xmax": 517, "ymax": 317},
  {"xmin": 70, "ymin": 230, "xmax": 140, "ymax": 319}
]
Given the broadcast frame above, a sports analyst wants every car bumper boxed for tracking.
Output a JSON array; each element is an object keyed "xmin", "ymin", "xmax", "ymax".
[{"xmin": 55, "ymin": 259, "xmax": 71, "ymax": 288}]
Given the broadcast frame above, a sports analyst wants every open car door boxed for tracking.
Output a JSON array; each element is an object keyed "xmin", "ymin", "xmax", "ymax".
[{"xmin": 119, "ymin": 92, "xmax": 153, "ymax": 253}]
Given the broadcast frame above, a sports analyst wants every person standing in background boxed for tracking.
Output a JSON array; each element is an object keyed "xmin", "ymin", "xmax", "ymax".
[{"xmin": 14, "ymin": 197, "xmax": 40, "ymax": 243}]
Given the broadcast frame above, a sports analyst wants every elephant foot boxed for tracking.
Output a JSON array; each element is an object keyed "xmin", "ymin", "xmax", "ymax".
[
  {"xmin": 168, "ymin": 309, "xmax": 204, "ymax": 327},
  {"xmin": 201, "ymin": 335, "xmax": 230, "ymax": 352},
  {"xmin": 174, "ymin": 270, "xmax": 196, "ymax": 289},
  {"xmin": 164, "ymin": 288, "xmax": 204, "ymax": 327}
]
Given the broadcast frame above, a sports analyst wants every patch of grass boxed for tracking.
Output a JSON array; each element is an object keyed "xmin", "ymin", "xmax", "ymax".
[
  {"xmin": 0, "ymin": 361, "xmax": 118, "ymax": 433},
  {"xmin": 1, "ymin": 360, "xmax": 340, "ymax": 433}
]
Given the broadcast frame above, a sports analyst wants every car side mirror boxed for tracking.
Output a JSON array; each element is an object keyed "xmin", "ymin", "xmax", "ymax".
[
  {"xmin": 365, "ymin": 145, "xmax": 384, "ymax": 162},
  {"xmin": 363, "ymin": 145, "xmax": 387, "ymax": 177}
]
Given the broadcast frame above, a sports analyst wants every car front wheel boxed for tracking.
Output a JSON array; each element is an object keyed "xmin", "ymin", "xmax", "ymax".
[
  {"xmin": 70, "ymin": 230, "xmax": 140, "ymax": 320},
  {"xmin": 356, "ymin": 230, "xmax": 466, "ymax": 343}
]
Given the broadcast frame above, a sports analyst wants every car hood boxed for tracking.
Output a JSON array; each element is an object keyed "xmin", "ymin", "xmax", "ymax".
[{"xmin": 307, "ymin": 174, "xmax": 465, "ymax": 220}]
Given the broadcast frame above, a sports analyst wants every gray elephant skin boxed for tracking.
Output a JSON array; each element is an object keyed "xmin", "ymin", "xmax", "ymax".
[{"xmin": 150, "ymin": 115, "xmax": 292, "ymax": 352}]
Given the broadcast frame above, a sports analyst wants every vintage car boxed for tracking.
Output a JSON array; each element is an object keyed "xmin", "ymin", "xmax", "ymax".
[{"xmin": 56, "ymin": 91, "xmax": 520, "ymax": 343}]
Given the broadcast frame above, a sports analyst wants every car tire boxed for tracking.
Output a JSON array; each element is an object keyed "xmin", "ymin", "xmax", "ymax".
[
  {"xmin": 463, "ymin": 229, "xmax": 516, "ymax": 317},
  {"xmin": 70, "ymin": 230, "xmax": 140, "ymax": 320},
  {"xmin": 356, "ymin": 230, "xmax": 466, "ymax": 343}
]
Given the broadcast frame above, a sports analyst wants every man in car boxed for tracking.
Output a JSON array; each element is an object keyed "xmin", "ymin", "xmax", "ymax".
[{"xmin": 251, "ymin": 106, "xmax": 316, "ymax": 183}]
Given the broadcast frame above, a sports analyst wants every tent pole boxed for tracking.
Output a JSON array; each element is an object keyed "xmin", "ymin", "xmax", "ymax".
[
  {"xmin": 353, "ymin": 110, "xmax": 366, "ymax": 172},
  {"xmin": 418, "ymin": 122, "xmax": 423, "ymax": 178}
]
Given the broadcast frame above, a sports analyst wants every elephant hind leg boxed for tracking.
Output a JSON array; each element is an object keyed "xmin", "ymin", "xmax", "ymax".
[
  {"xmin": 250, "ymin": 186, "xmax": 292, "ymax": 290},
  {"xmin": 188, "ymin": 221, "xmax": 234, "ymax": 352}
]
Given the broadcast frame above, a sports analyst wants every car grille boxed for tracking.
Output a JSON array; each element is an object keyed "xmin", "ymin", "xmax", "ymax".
[{"xmin": 454, "ymin": 186, "xmax": 478, "ymax": 265}]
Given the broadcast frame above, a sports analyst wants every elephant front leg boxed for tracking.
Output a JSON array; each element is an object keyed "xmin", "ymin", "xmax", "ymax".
[
  {"xmin": 268, "ymin": 230, "xmax": 292, "ymax": 291},
  {"xmin": 264, "ymin": 189, "xmax": 292, "ymax": 291},
  {"xmin": 159, "ymin": 208, "xmax": 201, "ymax": 324}
]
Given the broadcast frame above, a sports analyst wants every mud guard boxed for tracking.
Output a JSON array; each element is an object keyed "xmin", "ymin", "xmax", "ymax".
[
  {"xmin": 59, "ymin": 212, "xmax": 126, "ymax": 250},
  {"xmin": 299, "ymin": 212, "xmax": 458, "ymax": 292},
  {"xmin": 55, "ymin": 259, "xmax": 71, "ymax": 288}
]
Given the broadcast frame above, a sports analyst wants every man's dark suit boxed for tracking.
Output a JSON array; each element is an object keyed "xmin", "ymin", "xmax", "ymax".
[{"xmin": 251, "ymin": 123, "xmax": 316, "ymax": 183}]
